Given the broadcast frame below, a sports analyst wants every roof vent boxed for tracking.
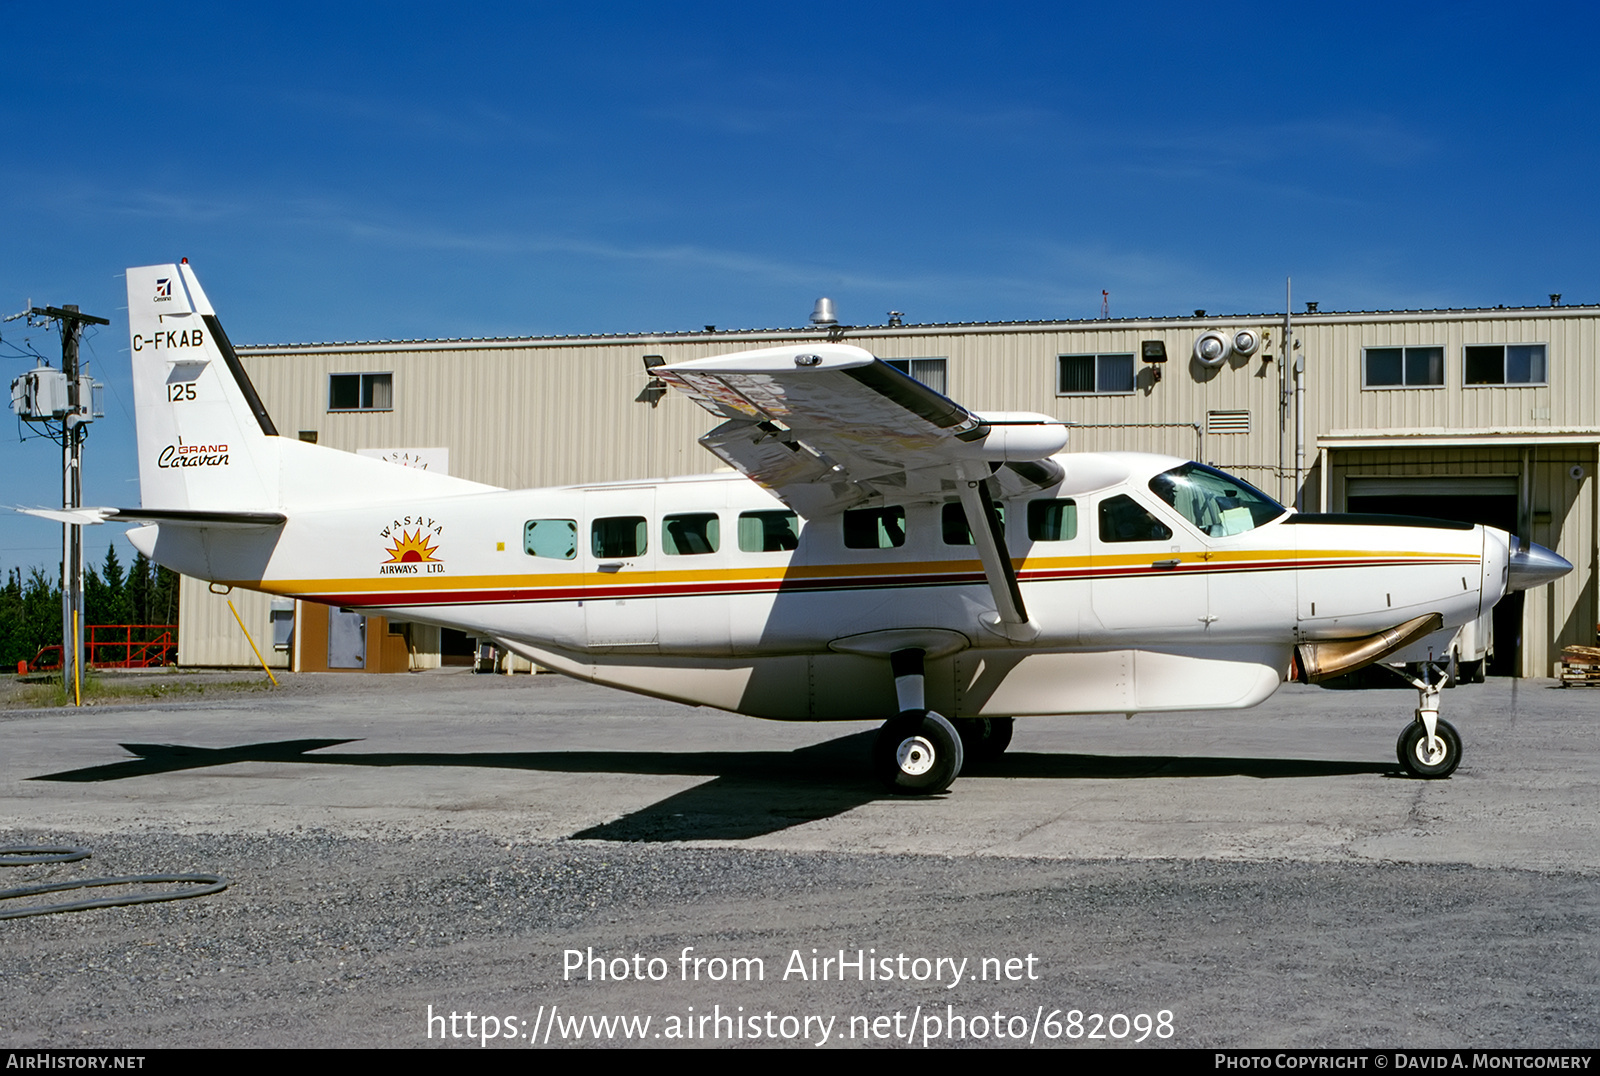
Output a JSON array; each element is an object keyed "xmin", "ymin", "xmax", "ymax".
[
  {"xmin": 809, "ymin": 298, "xmax": 837, "ymax": 326},
  {"xmin": 1550, "ymin": 293, "xmax": 1562, "ymax": 306}
]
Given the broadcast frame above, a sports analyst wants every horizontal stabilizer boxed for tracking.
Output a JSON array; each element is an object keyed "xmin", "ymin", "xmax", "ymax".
[{"xmin": 17, "ymin": 506, "xmax": 286, "ymax": 528}]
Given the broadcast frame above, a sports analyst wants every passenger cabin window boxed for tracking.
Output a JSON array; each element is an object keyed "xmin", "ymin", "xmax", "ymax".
[
  {"xmin": 1148, "ymin": 463, "xmax": 1284, "ymax": 537},
  {"xmin": 592, "ymin": 516, "xmax": 647, "ymax": 559},
  {"xmin": 1027, "ymin": 499, "xmax": 1078, "ymax": 541},
  {"xmin": 524, "ymin": 519, "xmax": 577, "ymax": 560},
  {"xmin": 941, "ymin": 502, "xmax": 1004, "ymax": 545},
  {"xmin": 1098, "ymin": 495, "xmax": 1172, "ymax": 543},
  {"xmin": 844, "ymin": 506, "xmax": 907, "ymax": 549},
  {"xmin": 738, "ymin": 510, "xmax": 799, "ymax": 552},
  {"xmin": 662, "ymin": 513, "xmax": 719, "ymax": 555}
]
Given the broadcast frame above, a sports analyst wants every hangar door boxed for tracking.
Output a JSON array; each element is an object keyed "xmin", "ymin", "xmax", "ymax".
[{"xmin": 1345, "ymin": 476, "xmax": 1520, "ymax": 676}]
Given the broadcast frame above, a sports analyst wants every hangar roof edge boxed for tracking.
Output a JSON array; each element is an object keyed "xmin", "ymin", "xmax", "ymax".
[{"xmin": 237, "ymin": 302, "xmax": 1600, "ymax": 355}]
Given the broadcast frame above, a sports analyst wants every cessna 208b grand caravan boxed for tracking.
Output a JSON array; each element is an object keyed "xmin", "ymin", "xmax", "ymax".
[{"xmin": 30, "ymin": 262, "xmax": 1573, "ymax": 794}]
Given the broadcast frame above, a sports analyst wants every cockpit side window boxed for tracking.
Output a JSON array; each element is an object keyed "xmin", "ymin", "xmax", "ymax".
[
  {"xmin": 1098, "ymin": 495, "xmax": 1172, "ymax": 543},
  {"xmin": 1148, "ymin": 463, "xmax": 1285, "ymax": 537}
]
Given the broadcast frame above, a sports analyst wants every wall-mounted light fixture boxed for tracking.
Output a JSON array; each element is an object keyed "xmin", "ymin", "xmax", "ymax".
[{"xmin": 1141, "ymin": 340, "xmax": 1167, "ymax": 383}]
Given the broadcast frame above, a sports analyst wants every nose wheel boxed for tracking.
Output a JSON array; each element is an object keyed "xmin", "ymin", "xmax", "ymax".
[
  {"xmin": 1387, "ymin": 662, "xmax": 1462, "ymax": 779},
  {"xmin": 1397, "ymin": 718, "xmax": 1461, "ymax": 778}
]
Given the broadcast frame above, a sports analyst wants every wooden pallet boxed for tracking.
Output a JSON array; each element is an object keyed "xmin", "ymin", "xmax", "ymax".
[{"xmin": 1559, "ymin": 645, "xmax": 1600, "ymax": 687}]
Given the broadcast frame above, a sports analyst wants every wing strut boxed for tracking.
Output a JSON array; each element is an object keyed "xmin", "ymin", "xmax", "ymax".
[{"xmin": 955, "ymin": 461, "xmax": 1038, "ymax": 642}]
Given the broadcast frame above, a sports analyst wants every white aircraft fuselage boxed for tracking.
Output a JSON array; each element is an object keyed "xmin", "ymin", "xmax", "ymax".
[
  {"xmin": 26, "ymin": 260, "xmax": 1569, "ymax": 793},
  {"xmin": 131, "ymin": 455, "xmax": 1499, "ymax": 723}
]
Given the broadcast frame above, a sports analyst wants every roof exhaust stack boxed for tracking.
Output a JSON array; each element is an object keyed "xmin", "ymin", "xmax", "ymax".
[{"xmin": 809, "ymin": 298, "xmax": 837, "ymax": 326}]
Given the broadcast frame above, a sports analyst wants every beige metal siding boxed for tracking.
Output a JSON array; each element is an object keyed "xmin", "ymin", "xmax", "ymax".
[{"xmin": 177, "ymin": 580, "xmax": 288, "ymax": 668}]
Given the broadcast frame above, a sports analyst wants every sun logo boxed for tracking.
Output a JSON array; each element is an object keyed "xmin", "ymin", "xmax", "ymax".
[{"xmin": 384, "ymin": 529, "xmax": 441, "ymax": 564}]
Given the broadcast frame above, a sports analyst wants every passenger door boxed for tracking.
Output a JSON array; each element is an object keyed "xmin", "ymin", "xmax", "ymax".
[{"xmin": 583, "ymin": 487, "xmax": 658, "ymax": 648}]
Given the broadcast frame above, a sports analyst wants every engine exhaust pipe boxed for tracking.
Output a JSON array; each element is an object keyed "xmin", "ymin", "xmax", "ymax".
[{"xmin": 1292, "ymin": 613, "xmax": 1444, "ymax": 684}]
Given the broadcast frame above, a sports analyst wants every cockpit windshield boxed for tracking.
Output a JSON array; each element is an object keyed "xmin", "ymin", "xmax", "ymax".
[{"xmin": 1149, "ymin": 463, "xmax": 1286, "ymax": 537}]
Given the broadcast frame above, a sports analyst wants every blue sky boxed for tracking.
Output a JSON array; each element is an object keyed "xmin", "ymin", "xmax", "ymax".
[{"xmin": 3, "ymin": 1, "xmax": 1598, "ymax": 577}]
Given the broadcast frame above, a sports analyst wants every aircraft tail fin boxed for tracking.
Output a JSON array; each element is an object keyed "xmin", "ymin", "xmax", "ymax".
[
  {"xmin": 126, "ymin": 261, "xmax": 495, "ymax": 514},
  {"xmin": 127, "ymin": 261, "xmax": 281, "ymax": 512}
]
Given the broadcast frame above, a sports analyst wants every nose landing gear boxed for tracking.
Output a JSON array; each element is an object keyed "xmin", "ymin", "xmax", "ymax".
[{"xmin": 1389, "ymin": 663, "xmax": 1462, "ymax": 778}]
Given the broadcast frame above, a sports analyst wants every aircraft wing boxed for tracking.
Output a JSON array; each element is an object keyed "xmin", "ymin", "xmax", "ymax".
[
  {"xmin": 657, "ymin": 343, "xmax": 1068, "ymax": 517},
  {"xmin": 658, "ymin": 343, "xmax": 1067, "ymax": 640}
]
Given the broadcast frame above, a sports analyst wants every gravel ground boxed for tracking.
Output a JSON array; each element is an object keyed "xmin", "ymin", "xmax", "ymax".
[{"xmin": 0, "ymin": 831, "xmax": 1593, "ymax": 1049}]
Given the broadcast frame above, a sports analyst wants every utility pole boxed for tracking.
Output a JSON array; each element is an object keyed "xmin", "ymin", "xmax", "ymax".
[
  {"xmin": 1281, "ymin": 279, "xmax": 1291, "ymax": 505},
  {"xmin": 32, "ymin": 304, "xmax": 109, "ymax": 704}
]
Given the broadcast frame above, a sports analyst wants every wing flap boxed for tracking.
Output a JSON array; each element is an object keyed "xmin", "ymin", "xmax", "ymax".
[{"xmin": 659, "ymin": 343, "xmax": 1068, "ymax": 517}]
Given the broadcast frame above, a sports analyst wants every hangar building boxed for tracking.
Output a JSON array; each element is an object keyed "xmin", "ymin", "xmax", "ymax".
[{"xmin": 178, "ymin": 300, "xmax": 1598, "ymax": 679}]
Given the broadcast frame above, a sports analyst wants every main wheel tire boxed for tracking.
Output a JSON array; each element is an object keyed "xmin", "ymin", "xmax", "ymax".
[
  {"xmin": 874, "ymin": 709, "xmax": 964, "ymax": 795},
  {"xmin": 955, "ymin": 716, "xmax": 1014, "ymax": 766},
  {"xmin": 1397, "ymin": 718, "xmax": 1462, "ymax": 779}
]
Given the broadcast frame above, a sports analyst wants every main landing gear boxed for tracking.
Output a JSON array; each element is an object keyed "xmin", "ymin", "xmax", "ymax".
[
  {"xmin": 1389, "ymin": 663, "xmax": 1462, "ymax": 779},
  {"xmin": 872, "ymin": 650, "xmax": 1017, "ymax": 795}
]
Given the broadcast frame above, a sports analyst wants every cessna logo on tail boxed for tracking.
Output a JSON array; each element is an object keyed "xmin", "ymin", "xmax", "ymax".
[{"xmin": 154, "ymin": 278, "xmax": 173, "ymax": 302}]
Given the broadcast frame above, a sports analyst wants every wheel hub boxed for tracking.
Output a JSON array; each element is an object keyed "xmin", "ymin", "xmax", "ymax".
[
  {"xmin": 1415, "ymin": 735, "xmax": 1446, "ymax": 766},
  {"xmin": 896, "ymin": 736, "xmax": 937, "ymax": 776}
]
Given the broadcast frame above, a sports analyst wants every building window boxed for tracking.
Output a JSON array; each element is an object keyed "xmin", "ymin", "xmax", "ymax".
[
  {"xmin": 883, "ymin": 357, "xmax": 948, "ymax": 395},
  {"xmin": 1464, "ymin": 344, "xmax": 1546, "ymax": 386},
  {"xmin": 1363, "ymin": 346, "xmax": 1444, "ymax": 388},
  {"xmin": 329, "ymin": 372, "xmax": 393, "ymax": 412},
  {"xmin": 1058, "ymin": 353, "xmax": 1135, "ymax": 395}
]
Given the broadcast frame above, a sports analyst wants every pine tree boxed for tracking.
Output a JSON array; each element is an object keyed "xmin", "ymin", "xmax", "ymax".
[
  {"xmin": 0, "ymin": 568, "xmax": 25, "ymax": 667},
  {"xmin": 100, "ymin": 545, "xmax": 132, "ymax": 627},
  {"xmin": 128, "ymin": 552, "xmax": 153, "ymax": 625}
]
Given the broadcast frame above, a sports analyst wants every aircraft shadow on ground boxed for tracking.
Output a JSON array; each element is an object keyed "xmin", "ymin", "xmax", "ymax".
[{"xmin": 30, "ymin": 734, "xmax": 1398, "ymax": 842}]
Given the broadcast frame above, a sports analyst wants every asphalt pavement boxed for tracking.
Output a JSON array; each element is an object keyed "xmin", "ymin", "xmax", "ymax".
[{"xmin": 0, "ymin": 669, "xmax": 1594, "ymax": 1049}]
